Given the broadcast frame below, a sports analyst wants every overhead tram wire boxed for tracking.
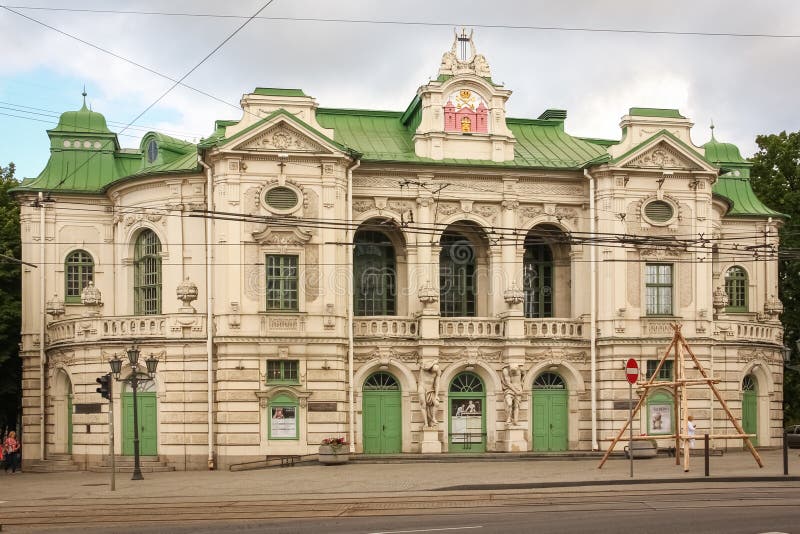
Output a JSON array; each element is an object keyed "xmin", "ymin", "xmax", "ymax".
[
  {"xmin": 3, "ymin": 5, "xmax": 800, "ymax": 39},
  {"xmin": 3, "ymin": 0, "xmax": 278, "ymax": 193}
]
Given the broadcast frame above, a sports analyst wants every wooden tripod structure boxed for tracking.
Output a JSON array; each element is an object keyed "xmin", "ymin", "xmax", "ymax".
[{"xmin": 598, "ymin": 323, "xmax": 763, "ymax": 471}]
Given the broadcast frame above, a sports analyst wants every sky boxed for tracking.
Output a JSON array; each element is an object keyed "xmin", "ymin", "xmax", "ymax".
[{"xmin": 2, "ymin": 0, "xmax": 800, "ymax": 180}]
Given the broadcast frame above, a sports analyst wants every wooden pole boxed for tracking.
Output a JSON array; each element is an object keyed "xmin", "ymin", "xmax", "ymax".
[
  {"xmin": 673, "ymin": 326, "xmax": 680, "ymax": 466},
  {"xmin": 679, "ymin": 338, "xmax": 763, "ymax": 468},
  {"xmin": 679, "ymin": 336, "xmax": 690, "ymax": 472}
]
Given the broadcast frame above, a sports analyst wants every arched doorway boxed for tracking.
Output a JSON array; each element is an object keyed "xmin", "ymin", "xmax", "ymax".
[
  {"xmin": 52, "ymin": 369, "xmax": 73, "ymax": 454},
  {"xmin": 122, "ymin": 380, "xmax": 158, "ymax": 456},
  {"xmin": 532, "ymin": 372, "xmax": 568, "ymax": 451},
  {"xmin": 449, "ymin": 372, "xmax": 485, "ymax": 452},
  {"xmin": 362, "ymin": 372, "xmax": 402, "ymax": 454},
  {"xmin": 742, "ymin": 375, "xmax": 758, "ymax": 447}
]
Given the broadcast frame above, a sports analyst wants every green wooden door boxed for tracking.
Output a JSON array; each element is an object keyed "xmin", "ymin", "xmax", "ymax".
[
  {"xmin": 742, "ymin": 375, "xmax": 758, "ymax": 447},
  {"xmin": 122, "ymin": 392, "xmax": 158, "ymax": 456},
  {"xmin": 67, "ymin": 395, "xmax": 73, "ymax": 454},
  {"xmin": 532, "ymin": 373, "xmax": 568, "ymax": 452},
  {"xmin": 362, "ymin": 373, "xmax": 402, "ymax": 454},
  {"xmin": 449, "ymin": 373, "xmax": 485, "ymax": 452}
]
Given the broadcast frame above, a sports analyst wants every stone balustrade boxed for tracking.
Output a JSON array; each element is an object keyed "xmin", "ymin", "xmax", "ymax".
[
  {"xmin": 352, "ymin": 317, "xmax": 418, "ymax": 338},
  {"xmin": 725, "ymin": 320, "xmax": 783, "ymax": 344},
  {"xmin": 524, "ymin": 319, "xmax": 585, "ymax": 339},
  {"xmin": 46, "ymin": 313, "xmax": 207, "ymax": 346},
  {"xmin": 439, "ymin": 318, "xmax": 505, "ymax": 338}
]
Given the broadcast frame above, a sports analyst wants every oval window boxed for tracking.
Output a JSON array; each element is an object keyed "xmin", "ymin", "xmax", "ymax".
[
  {"xmin": 644, "ymin": 200, "xmax": 674, "ymax": 223},
  {"xmin": 265, "ymin": 187, "xmax": 298, "ymax": 211},
  {"xmin": 146, "ymin": 139, "xmax": 159, "ymax": 163}
]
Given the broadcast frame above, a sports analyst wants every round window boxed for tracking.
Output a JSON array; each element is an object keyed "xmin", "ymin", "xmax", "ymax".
[
  {"xmin": 644, "ymin": 200, "xmax": 674, "ymax": 223},
  {"xmin": 265, "ymin": 186, "xmax": 299, "ymax": 211}
]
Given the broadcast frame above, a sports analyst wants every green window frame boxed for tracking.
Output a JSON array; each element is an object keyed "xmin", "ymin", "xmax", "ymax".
[
  {"xmin": 645, "ymin": 263, "xmax": 673, "ymax": 316},
  {"xmin": 266, "ymin": 360, "xmax": 299, "ymax": 384},
  {"xmin": 523, "ymin": 243, "xmax": 553, "ymax": 318},
  {"xmin": 646, "ymin": 360, "xmax": 674, "ymax": 381},
  {"xmin": 725, "ymin": 266, "xmax": 748, "ymax": 312},
  {"xmin": 268, "ymin": 393, "xmax": 299, "ymax": 440},
  {"xmin": 265, "ymin": 255, "xmax": 298, "ymax": 311},
  {"xmin": 65, "ymin": 249, "xmax": 94, "ymax": 303},
  {"xmin": 354, "ymin": 230, "xmax": 396, "ymax": 316},
  {"xmin": 134, "ymin": 230, "xmax": 162, "ymax": 315},
  {"xmin": 439, "ymin": 232, "xmax": 476, "ymax": 317}
]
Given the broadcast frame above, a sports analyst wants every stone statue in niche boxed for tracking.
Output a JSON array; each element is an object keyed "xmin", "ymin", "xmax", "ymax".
[
  {"xmin": 500, "ymin": 364, "xmax": 524, "ymax": 425},
  {"xmin": 417, "ymin": 361, "xmax": 442, "ymax": 428}
]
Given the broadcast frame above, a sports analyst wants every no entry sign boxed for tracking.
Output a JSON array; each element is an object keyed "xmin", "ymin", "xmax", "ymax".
[{"xmin": 625, "ymin": 358, "xmax": 639, "ymax": 384}]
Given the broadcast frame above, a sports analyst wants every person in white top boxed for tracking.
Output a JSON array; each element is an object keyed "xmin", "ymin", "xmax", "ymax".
[{"xmin": 687, "ymin": 415, "xmax": 697, "ymax": 448}]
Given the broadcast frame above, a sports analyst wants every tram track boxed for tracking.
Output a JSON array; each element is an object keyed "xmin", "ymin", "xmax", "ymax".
[{"xmin": 2, "ymin": 482, "xmax": 799, "ymax": 530}]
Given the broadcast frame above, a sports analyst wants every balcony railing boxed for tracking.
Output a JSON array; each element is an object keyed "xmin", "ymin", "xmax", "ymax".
[
  {"xmin": 439, "ymin": 318, "xmax": 505, "ymax": 339},
  {"xmin": 46, "ymin": 313, "xmax": 207, "ymax": 346},
  {"xmin": 524, "ymin": 319, "xmax": 585, "ymax": 339},
  {"xmin": 726, "ymin": 321, "xmax": 782, "ymax": 344},
  {"xmin": 353, "ymin": 317, "xmax": 418, "ymax": 338}
]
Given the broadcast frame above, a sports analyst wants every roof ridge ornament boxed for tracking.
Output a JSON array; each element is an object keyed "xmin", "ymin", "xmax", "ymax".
[
  {"xmin": 438, "ymin": 28, "xmax": 492, "ymax": 79},
  {"xmin": 81, "ymin": 85, "xmax": 88, "ymax": 111}
]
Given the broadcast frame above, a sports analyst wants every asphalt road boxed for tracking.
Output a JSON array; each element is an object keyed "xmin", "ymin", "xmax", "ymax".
[{"xmin": 5, "ymin": 481, "xmax": 798, "ymax": 533}]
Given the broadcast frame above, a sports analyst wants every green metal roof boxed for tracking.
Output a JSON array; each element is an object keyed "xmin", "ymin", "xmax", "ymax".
[
  {"xmin": 50, "ymin": 102, "xmax": 113, "ymax": 135},
  {"xmin": 703, "ymin": 136, "xmax": 746, "ymax": 164},
  {"xmin": 315, "ymin": 109, "xmax": 608, "ymax": 169},
  {"xmin": 712, "ymin": 173, "xmax": 785, "ymax": 218},
  {"xmin": 629, "ymin": 107, "xmax": 685, "ymax": 119},
  {"xmin": 253, "ymin": 88, "xmax": 307, "ymax": 97}
]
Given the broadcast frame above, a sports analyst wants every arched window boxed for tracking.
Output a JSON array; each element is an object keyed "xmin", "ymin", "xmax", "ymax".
[
  {"xmin": 725, "ymin": 266, "xmax": 748, "ymax": 312},
  {"xmin": 440, "ymin": 231, "xmax": 476, "ymax": 317},
  {"xmin": 354, "ymin": 230, "xmax": 396, "ymax": 316},
  {"xmin": 523, "ymin": 241, "xmax": 553, "ymax": 318},
  {"xmin": 134, "ymin": 229, "xmax": 162, "ymax": 315},
  {"xmin": 533, "ymin": 372, "xmax": 566, "ymax": 389},
  {"xmin": 364, "ymin": 372, "xmax": 400, "ymax": 391},
  {"xmin": 65, "ymin": 250, "xmax": 94, "ymax": 303}
]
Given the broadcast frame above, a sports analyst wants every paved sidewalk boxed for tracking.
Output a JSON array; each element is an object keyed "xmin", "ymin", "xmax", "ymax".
[{"xmin": 1, "ymin": 449, "xmax": 796, "ymax": 505}]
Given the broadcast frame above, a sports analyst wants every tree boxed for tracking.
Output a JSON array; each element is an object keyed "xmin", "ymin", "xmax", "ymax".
[
  {"xmin": 749, "ymin": 131, "xmax": 800, "ymax": 425},
  {"xmin": 0, "ymin": 162, "xmax": 21, "ymax": 434}
]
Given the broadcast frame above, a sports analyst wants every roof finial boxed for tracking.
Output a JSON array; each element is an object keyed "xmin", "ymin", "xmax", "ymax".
[
  {"xmin": 710, "ymin": 119, "xmax": 715, "ymax": 140},
  {"xmin": 81, "ymin": 85, "xmax": 88, "ymax": 110}
]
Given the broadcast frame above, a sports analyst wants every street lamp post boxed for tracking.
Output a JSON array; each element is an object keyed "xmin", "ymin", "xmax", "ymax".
[{"xmin": 109, "ymin": 344, "xmax": 159, "ymax": 481}]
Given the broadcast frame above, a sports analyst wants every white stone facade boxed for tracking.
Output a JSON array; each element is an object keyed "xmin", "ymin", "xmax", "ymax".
[{"xmin": 16, "ymin": 34, "xmax": 784, "ymax": 470}]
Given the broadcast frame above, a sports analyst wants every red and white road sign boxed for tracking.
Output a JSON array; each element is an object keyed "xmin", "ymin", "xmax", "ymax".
[{"xmin": 625, "ymin": 358, "xmax": 639, "ymax": 384}]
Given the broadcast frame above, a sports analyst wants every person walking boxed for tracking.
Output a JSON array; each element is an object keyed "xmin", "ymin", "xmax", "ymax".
[{"xmin": 3, "ymin": 431, "xmax": 21, "ymax": 474}]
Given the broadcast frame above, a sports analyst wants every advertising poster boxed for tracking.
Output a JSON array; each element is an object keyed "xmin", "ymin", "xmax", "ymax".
[
  {"xmin": 648, "ymin": 403, "xmax": 672, "ymax": 435},
  {"xmin": 451, "ymin": 398, "xmax": 482, "ymax": 443},
  {"xmin": 271, "ymin": 406, "xmax": 297, "ymax": 438}
]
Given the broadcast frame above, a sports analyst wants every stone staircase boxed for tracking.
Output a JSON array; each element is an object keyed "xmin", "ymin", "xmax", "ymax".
[
  {"xmin": 89, "ymin": 455, "xmax": 175, "ymax": 473},
  {"xmin": 25, "ymin": 453, "xmax": 82, "ymax": 473}
]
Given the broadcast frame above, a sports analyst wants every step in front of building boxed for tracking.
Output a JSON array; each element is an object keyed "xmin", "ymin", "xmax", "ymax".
[
  {"xmin": 89, "ymin": 455, "xmax": 175, "ymax": 473},
  {"xmin": 24, "ymin": 454, "xmax": 82, "ymax": 473}
]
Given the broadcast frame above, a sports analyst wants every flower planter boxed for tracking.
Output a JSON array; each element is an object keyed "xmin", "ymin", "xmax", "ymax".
[
  {"xmin": 318, "ymin": 444, "xmax": 349, "ymax": 465},
  {"xmin": 624, "ymin": 440, "xmax": 658, "ymax": 459}
]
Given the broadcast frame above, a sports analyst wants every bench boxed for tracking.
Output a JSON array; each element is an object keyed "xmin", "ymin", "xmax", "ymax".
[{"xmin": 266, "ymin": 455, "xmax": 301, "ymax": 467}]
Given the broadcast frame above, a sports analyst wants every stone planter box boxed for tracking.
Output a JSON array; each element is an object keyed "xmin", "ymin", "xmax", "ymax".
[
  {"xmin": 318, "ymin": 444, "xmax": 349, "ymax": 465},
  {"xmin": 624, "ymin": 440, "xmax": 658, "ymax": 459}
]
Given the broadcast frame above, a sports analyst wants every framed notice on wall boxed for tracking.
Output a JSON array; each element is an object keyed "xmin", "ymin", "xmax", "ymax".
[
  {"xmin": 648, "ymin": 402, "xmax": 673, "ymax": 435},
  {"xmin": 270, "ymin": 405, "xmax": 297, "ymax": 439}
]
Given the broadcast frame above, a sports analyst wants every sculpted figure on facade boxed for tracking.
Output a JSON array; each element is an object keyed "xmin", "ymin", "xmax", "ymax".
[
  {"xmin": 500, "ymin": 364, "xmax": 524, "ymax": 425},
  {"xmin": 417, "ymin": 361, "xmax": 442, "ymax": 428}
]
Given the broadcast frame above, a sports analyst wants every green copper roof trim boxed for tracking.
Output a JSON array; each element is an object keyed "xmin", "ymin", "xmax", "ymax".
[
  {"xmin": 628, "ymin": 107, "xmax": 685, "ymax": 119},
  {"xmin": 537, "ymin": 109, "xmax": 567, "ymax": 121},
  {"xmin": 712, "ymin": 173, "xmax": 786, "ymax": 219},
  {"xmin": 101, "ymin": 150, "xmax": 200, "ymax": 191},
  {"xmin": 400, "ymin": 95, "xmax": 422, "ymax": 127},
  {"xmin": 253, "ymin": 88, "xmax": 307, "ymax": 97},
  {"xmin": 578, "ymin": 136, "xmax": 619, "ymax": 148},
  {"xmin": 199, "ymin": 108, "xmax": 354, "ymax": 156},
  {"xmin": 610, "ymin": 129, "xmax": 707, "ymax": 166}
]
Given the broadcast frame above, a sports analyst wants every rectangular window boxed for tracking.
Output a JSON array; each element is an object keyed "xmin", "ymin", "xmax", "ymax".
[
  {"xmin": 265, "ymin": 255, "xmax": 298, "ymax": 311},
  {"xmin": 645, "ymin": 264, "xmax": 673, "ymax": 316},
  {"xmin": 646, "ymin": 360, "xmax": 674, "ymax": 381},
  {"xmin": 266, "ymin": 360, "xmax": 299, "ymax": 383}
]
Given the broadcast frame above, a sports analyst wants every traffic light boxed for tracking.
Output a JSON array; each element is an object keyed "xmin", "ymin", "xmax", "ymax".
[{"xmin": 96, "ymin": 373, "xmax": 111, "ymax": 400}]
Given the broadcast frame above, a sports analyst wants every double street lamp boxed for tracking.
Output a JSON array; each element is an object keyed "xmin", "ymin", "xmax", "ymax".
[{"xmin": 109, "ymin": 345, "xmax": 159, "ymax": 481}]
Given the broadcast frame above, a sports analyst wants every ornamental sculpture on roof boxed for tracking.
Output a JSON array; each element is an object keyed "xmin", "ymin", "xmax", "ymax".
[{"xmin": 439, "ymin": 27, "xmax": 492, "ymax": 78}]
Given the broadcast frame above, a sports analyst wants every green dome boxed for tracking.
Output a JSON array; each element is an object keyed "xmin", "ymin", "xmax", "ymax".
[
  {"xmin": 703, "ymin": 136, "xmax": 745, "ymax": 165},
  {"xmin": 51, "ymin": 102, "xmax": 112, "ymax": 135}
]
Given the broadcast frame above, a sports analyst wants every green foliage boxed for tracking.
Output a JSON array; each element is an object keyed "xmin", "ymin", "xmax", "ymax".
[
  {"xmin": 749, "ymin": 132, "xmax": 800, "ymax": 425},
  {"xmin": 0, "ymin": 163, "xmax": 21, "ymax": 431}
]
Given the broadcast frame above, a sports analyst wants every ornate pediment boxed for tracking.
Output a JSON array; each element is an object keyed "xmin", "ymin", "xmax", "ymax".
[
  {"xmin": 252, "ymin": 225, "xmax": 313, "ymax": 246},
  {"xmin": 233, "ymin": 123, "xmax": 330, "ymax": 154},
  {"xmin": 623, "ymin": 141, "xmax": 703, "ymax": 171}
]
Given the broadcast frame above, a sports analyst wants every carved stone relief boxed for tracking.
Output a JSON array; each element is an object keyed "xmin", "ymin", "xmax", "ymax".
[
  {"xmin": 304, "ymin": 245, "xmax": 320, "ymax": 303},
  {"xmin": 237, "ymin": 124, "xmax": 327, "ymax": 153},
  {"xmin": 627, "ymin": 252, "xmax": 641, "ymax": 307},
  {"xmin": 624, "ymin": 142, "xmax": 701, "ymax": 170}
]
